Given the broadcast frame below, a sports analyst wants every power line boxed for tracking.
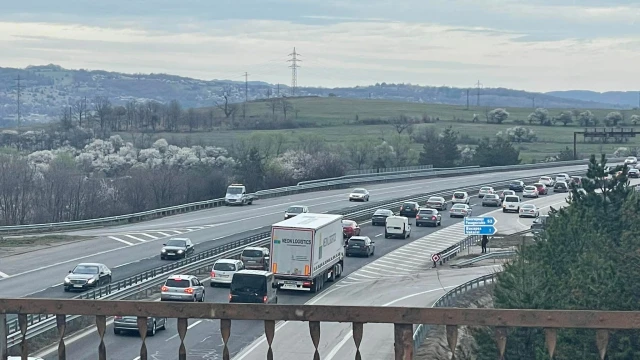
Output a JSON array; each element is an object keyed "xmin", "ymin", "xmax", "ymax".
[
  {"xmin": 12, "ymin": 75, "xmax": 23, "ymax": 127},
  {"xmin": 288, "ymin": 47, "xmax": 301, "ymax": 96}
]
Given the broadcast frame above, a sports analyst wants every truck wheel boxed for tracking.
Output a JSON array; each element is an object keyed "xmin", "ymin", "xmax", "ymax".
[
  {"xmin": 329, "ymin": 266, "xmax": 337, "ymax": 282},
  {"xmin": 248, "ymin": 200, "xmax": 253, "ymax": 205},
  {"xmin": 335, "ymin": 264, "xmax": 342, "ymax": 278},
  {"xmin": 384, "ymin": 232, "xmax": 389, "ymax": 238}
]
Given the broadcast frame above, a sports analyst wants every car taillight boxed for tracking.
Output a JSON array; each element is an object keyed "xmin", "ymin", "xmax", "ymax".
[
  {"xmin": 431, "ymin": 216, "xmax": 436, "ymax": 220},
  {"xmin": 228, "ymin": 294, "xmax": 232, "ymax": 301},
  {"xmin": 184, "ymin": 288, "xmax": 194, "ymax": 294},
  {"xmin": 161, "ymin": 286, "xmax": 168, "ymax": 292},
  {"xmin": 416, "ymin": 215, "xmax": 420, "ymax": 219},
  {"xmin": 263, "ymin": 296, "xmax": 268, "ymax": 303},
  {"xmin": 211, "ymin": 271, "xmax": 215, "ymax": 278}
]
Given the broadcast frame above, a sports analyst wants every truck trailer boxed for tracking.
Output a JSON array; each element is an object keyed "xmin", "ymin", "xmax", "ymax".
[{"xmin": 270, "ymin": 213, "xmax": 344, "ymax": 293}]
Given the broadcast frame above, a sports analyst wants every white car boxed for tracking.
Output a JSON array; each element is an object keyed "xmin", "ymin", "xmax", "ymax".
[
  {"xmin": 478, "ymin": 186, "xmax": 495, "ymax": 198},
  {"xmin": 284, "ymin": 205, "xmax": 309, "ymax": 219},
  {"xmin": 624, "ymin": 156, "xmax": 637, "ymax": 165},
  {"xmin": 450, "ymin": 204, "xmax": 472, "ymax": 218},
  {"xmin": 554, "ymin": 173, "xmax": 570, "ymax": 183},
  {"xmin": 384, "ymin": 216, "xmax": 411, "ymax": 239},
  {"xmin": 502, "ymin": 195, "xmax": 521, "ymax": 213},
  {"xmin": 522, "ymin": 185, "xmax": 539, "ymax": 198},
  {"xmin": 451, "ymin": 191, "xmax": 470, "ymax": 204},
  {"xmin": 210, "ymin": 259, "xmax": 244, "ymax": 287},
  {"xmin": 349, "ymin": 188, "xmax": 370, "ymax": 202},
  {"xmin": 538, "ymin": 176, "xmax": 555, "ymax": 187},
  {"xmin": 519, "ymin": 204, "xmax": 539, "ymax": 218}
]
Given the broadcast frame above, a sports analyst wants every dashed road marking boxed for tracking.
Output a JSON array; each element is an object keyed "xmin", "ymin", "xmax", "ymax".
[
  {"xmin": 124, "ymin": 234, "xmax": 147, "ymax": 242},
  {"xmin": 0, "ymin": 271, "xmax": 10, "ymax": 278}
]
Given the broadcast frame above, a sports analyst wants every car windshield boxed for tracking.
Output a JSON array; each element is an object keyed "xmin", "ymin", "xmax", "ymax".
[
  {"xmin": 166, "ymin": 240, "xmax": 186, "ymax": 247},
  {"xmin": 213, "ymin": 262, "xmax": 236, "ymax": 271},
  {"xmin": 165, "ymin": 278, "xmax": 190, "ymax": 288},
  {"xmin": 428, "ymin": 197, "xmax": 443, "ymax": 202},
  {"xmin": 510, "ymin": 182, "xmax": 521, "ymax": 185},
  {"xmin": 352, "ymin": 189, "xmax": 366, "ymax": 194},
  {"xmin": 403, "ymin": 203, "xmax": 415, "ymax": 207},
  {"xmin": 418, "ymin": 209, "xmax": 434, "ymax": 215},
  {"xmin": 505, "ymin": 196, "xmax": 519, "ymax": 202},
  {"xmin": 533, "ymin": 216, "xmax": 547, "ymax": 224},
  {"xmin": 480, "ymin": 187, "xmax": 491, "ymax": 191},
  {"xmin": 373, "ymin": 209, "xmax": 390, "ymax": 215},
  {"xmin": 540, "ymin": 177, "xmax": 550, "ymax": 180},
  {"xmin": 72, "ymin": 265, "xmax": 99, "ymax": 274},
  {"xmin": 227, "ymin": 187, "xmax": 243, "ymax": 194},
  {"xmin": 342, "ymin": 220, "xmax": 355, "ymax": 227},
  {"xmin": 525, "ymin": 186, "xmax": 536, "ymax": 190},
  {"xmin": 348, "ymin": 239, "xmax": 365, "ymax": 245},
  {"xmin": 451, "ymin": 204, "xmax": 466, "ymax": 209},
  {"xmin": 241, "ymin": 250, "xmax": 263, "ymax": 257},
  {"xmin": 231, "ymin": 274, "xmax": 266, "ymax": 293},
  {"xmin": 453, "ymin": 193, "xmax": 465, "ymax": 199},
  {"xmin": 286, "ymin": 206, "xmax": 304, "ymax": 213},
  {"xmin": 484, "ymin": 194, "xmax": 498, "ymax": 199},
  {"xmin": 522, "ymin": 204, "xmax": 535, "ymax": 209}
]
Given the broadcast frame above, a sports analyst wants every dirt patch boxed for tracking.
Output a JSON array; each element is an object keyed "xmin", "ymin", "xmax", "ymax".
[
  {"xmin": 0, "ymin": 235, "xmax": 92, "ymax": 257},
  {"xmin": 414, "ymin": 284, "xmax": 495, "ymax": 360},
  {"xmin": 488, "ymin": 236, "xmax": 535, "ymax": 249}
]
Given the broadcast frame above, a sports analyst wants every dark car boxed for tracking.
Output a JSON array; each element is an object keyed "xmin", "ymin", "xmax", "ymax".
[
  {"xmin": 553, "ymin": 181, "xmax": 569, "ymax": 193},
  {"xmin": 114, "ymin": 315, "xmax": 167, "ymax": 336},
  {"xmin": 509, "ymin": 181, "xmax": 525, "ymax": 192},
  {"xmin": 371, "ymin": 209, "xmax": 394, "ymax": 226},
  {"xmin": 531, "ymin": 215, "xmax": 549, "ymax": 235},
  {"xmin": 229, "ymin": 270, "xmax": 278, "ymax": 304},
  {"xmin": 399, "ymin": 202, "xmax": 420, "ymax": 217},
  {"xmin": 160, "ymin": 238, "xmax": 195, "ymax": 260},
  {"xmin": 240, "ymin": 247, "xmax": 270, "ymax": 270},
  {"xmin": 342, "ymin": 220, "xmax": 361, "ymax": 240},
  {"xmin": 415, "ymin": 208, "xmax": 441, "ymax": 227},
  {"xmin": 64, "ymin": 263, "xmax": 112, "ymax": 292},
  {"xmin": 628, "ymin": 169, "xmax": 639, "ymax": 178},
  {"xmin": 345, "ymin": 236, "xmax": 375, "ymax": 257}
]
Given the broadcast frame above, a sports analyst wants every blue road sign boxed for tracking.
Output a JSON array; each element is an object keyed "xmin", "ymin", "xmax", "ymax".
[
  {"xmin": 464, "ymin": 225, "xmax": 497, "ymax": 235},
  {"xmin": 464, "ymin": 216, "xmax": 497, "ymax": 226}
]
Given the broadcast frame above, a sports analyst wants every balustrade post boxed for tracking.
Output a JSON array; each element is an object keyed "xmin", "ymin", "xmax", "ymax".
[{"xmin": 0, "ymin": 314, "xmax": 6, "ymax": 360}]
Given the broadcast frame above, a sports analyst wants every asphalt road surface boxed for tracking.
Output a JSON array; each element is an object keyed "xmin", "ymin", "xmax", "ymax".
[
  {"xmin": 0, "ymin": 165, "xmax": 587, "ymax": 299},
  {"xmin": 37, "ymin": 193, "xmax": 517, "ymax": 360}
]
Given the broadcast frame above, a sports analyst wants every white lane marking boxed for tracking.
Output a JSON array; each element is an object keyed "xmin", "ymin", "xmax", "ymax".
[
  {"xmin": 0, "ymin": 271, "xmax": 10, "ymax": 278},
  {"xmin": 124, "ymin": 234, "xmax": 147, "ymax": 242},
  {"xmin": 157, "ymin": 232, "xmax": 172, "ymax": 237},
  {"xmin": 108, "ymin": 236, "xmax": 134, "ymax": 246},
  {"xmin": 137, "ymin": 233, "xmax": 159, "ymax": 240},
  {"xmin": 165, "ymin": 320, "xmax": 204, "ymax": 342},
  {"xmin": 374, "ymin": 233, "xmax": 382, "ymax": 237},
  {"xmin": 323, "ymin": 286, "xmax": 458, "ymax": 360}
]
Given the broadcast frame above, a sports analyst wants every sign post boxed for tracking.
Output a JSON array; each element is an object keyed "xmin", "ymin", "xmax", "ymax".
[
  {"xmin": 464, "ymin": 216, "xmax": 498, "ymax": 235},
  {"xmin": 431, "ymin": 253, "xmax": 441, "ymax": 268}
]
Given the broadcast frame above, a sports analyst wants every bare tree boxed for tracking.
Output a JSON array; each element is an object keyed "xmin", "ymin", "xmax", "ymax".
[
  {"xmin": 93, "ymin": 96, "xmax": 112, "ymax": 136},
  {"xmin": 217, "ymin": 93, "xmax": 238, "ymax": 119},
  {"xmin": 281, "ymin": 99, "xmax": 293, "ymax": 121},
  {"xmin": 266, "ymin": 98, "xmax": 280, "ymax": 120},
  {"xmin": 166, "ymin": 100, "xmax": 182, "ymax": 131},
  {"xmin": 391, "ymin": 114, "xmax": 414, "ymax": 134},
  {"xmin": 73, "ymin": 97, "xmax": 88, "ymax": 127}
]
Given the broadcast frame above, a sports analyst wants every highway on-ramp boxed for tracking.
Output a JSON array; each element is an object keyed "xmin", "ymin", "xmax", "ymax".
[
  {"xmin": 37, "ymin": 192, "xmax": 522, "ymax": 360},
  {"xmin": 0, "ymin": 165, "xmax": 587, "ymax": 299}
]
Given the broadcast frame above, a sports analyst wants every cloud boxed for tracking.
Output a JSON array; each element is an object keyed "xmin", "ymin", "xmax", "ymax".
[{"xmin": 1, "ymin": 1, "xmax": 639, "ymax": 92}]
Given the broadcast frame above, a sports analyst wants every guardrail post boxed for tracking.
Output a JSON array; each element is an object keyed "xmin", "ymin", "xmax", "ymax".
[{"xmin": 0, "ymin": 314, "xmax": 7, "ymax": 360}]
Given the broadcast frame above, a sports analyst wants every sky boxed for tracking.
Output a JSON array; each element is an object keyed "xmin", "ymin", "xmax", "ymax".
[{"xmin": 1, "ymin": 0, "xmax": 639, "ymax": 92}]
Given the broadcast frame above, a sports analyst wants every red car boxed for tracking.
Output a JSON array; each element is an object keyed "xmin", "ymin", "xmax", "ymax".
[
  {"xmin": 533, "ymin": 183, "xmax": 548, "ymax": 195},
  {"xmin": 342, "ymin": 220, "xmax": 361, "ymax": 240}
]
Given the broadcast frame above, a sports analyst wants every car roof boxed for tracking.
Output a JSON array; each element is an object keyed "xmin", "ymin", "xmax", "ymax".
[
  {"xmin": 451, "ymin": 203, "xmax": 467, "ymax": 207},
  {"xmin": 522, "ymin": 203, "xmax": 535, "ymax": 207},
  {"xmin": 167, "ymin": 274, "xmax": 195, "ymax": 280},
  {"xmin": 75, "ymin": 263, "xmax": 104, "ymax": 267},
  {"xmin": 374, "ymin": 208, "xmax": 392, "ymax": 212},
  {"xmin": 243, "ymin": 246, "xmax": 265, "ymax": 251},
  {"xmin": 525, "ymin": 185, "xmax": 536, "ymax": 188},
  {"xmin": 235, "ymin": 269, "xmax": 272, "ymax": 276},
  {"xmin": 453, "ymin": 191, "xmax": 467, "ymax": 193},
  {"xmin": 504, "ymin": 195, "xmax": 519, "ymax": 200},
  {"xmin": 428, "ymin": 196, "xmax": 444, "ymax": 200},
  {"xmin": 167, "ymin": 237, "xmax": 189, "ymax": 241},
  {"xmin": 352, "ymin": 188, "xmax": 367, "ymax": 191},
  {"xmin": 418, "ymin": 207, "xmax": 436, "ymax": 211},
  {"xmin": 215, "ymin": 259, "xmax": 239, "ymax": 264},
  {"xmin": 349, "ymin": 236, "xmax": 370, "ymax": 241},
  {"xmin": 387, "ymin": 215, "xmax": 408, "ymax": 220},
  {"xmin": 287, "ymin": 205, "xmax": 306, "ymax": 209},
  {"xmin": 480, "ymin": 186, "xmax": 493, "ymax": 189}
]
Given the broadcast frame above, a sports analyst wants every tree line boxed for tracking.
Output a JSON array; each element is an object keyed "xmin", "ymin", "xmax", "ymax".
[{"xmin": 471, "ymin": 156, "xmax": 640, "ymax": 358}]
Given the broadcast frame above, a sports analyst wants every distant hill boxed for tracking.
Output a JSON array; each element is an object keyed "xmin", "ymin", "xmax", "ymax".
[
  {"xmin": 0, "ymin": 64, "xmax": 626, "ymax": 125},
  {"xmin": 545, "ymin": 90, "xmax": 639, "ymax": 109}
]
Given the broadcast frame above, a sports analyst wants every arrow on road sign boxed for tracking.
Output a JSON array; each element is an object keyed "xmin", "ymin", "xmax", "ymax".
[
  {"xmin": 464, "ymin": 225, "xmax": 497, "ymax": 235},
  {"xmin": 464, "ymin": 216, "xmax": 498, "ymax": 226}
]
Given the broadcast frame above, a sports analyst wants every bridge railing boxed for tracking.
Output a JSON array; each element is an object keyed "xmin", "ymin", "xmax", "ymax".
[{"xmin": 0, "ymin": 298, "xmax": 636, "ymax": 360}]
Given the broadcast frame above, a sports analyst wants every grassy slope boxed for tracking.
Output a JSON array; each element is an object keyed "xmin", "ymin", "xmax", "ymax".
[{"xmin": 117, "ymin": 97, "xmax": 640, "ymax": 162}]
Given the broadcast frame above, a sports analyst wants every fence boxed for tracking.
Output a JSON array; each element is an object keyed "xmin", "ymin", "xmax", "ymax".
[
  {"xmin": 345, "ymin": 164, "xmax": 435, "ymax": 175},
  {"xmin": 0, "ymin": 158, "xmax": 613, "ymax": 234}
]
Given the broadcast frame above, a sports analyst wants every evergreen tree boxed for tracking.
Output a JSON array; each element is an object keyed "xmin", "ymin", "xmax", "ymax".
[{"xmin": 474, "ymin": 155, "xmax": 640, "ymax": 359}]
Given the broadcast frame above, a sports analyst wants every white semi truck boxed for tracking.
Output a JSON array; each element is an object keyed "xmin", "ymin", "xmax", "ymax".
[{"xmin": 270, "ymin": 213, "xmax": 344, "ymax": 293}]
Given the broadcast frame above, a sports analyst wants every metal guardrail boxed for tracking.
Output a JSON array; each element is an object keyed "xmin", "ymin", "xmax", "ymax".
[
  {"xmin": 0, "ymin": 158, "xmax": 609, "ymax": 234},
  {"xmin": 413, "ymin": 273, "xmax": 499, "ymax": 354},
  {"xmin": 345, "ymin": 164, "xmax": 435, "ymax": 175},
  {"xmin": 451, "ymin": 250, "xmax": 518, "ymax": 268},
  {"xmin": 6, "ymin": 170, "xmax": 584, "ymax": 348}
]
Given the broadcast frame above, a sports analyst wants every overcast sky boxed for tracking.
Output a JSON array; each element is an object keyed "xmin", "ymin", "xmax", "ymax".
[{"xmin": 2, "ymin": 0, "xmax": 639, "ymax": 92}]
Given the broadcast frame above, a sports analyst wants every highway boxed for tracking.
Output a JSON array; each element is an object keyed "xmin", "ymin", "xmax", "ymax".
[
  {"xmin": 0, "ymin": 164, "xmax": 587, "ymax": 299},
  {"xmin": 37, "ymin": 189, "xmax": 539, "ymax": 360}
]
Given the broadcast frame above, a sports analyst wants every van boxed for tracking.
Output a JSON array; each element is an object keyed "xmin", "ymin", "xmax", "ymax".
[
  {"xmin": 502, "ymin": 195, "xmax": 521, "ymax": 213},
  {"xmin": 385, "ymin": 216, "xmax": 411, "ymax": 239},
  {"xmin": 240, "ymin": 247, "xmax": 270, "ymax": 270},
  {"xmin": 229, "ymin": 270, "xmax": 278, "ymax": 304}
]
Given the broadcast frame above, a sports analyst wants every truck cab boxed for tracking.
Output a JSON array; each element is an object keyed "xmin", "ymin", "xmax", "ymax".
[{"xmin": 225, "ymin": 184, "xmax": 256, "ymax": 206}]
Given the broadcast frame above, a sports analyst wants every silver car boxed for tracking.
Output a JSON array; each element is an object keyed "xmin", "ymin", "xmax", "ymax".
[
  {"xmin": 349, "ymin": 188, "xmax": 370, "ymax": 202},
  {"xmin": 478, "ymin": 186, "xmax": 495, "ymax": 198},
  {"xmin": 64, "ymin": 263, "xmax": 112, "ymax": 292},
  {"xmin": 522, "ymin": 186, "xmax": 539, "ymax": 198},
  {"xmin": 519, "ymin": 204, "xmax": 539, "ymax": 218},
  {"xmin": 160, "ymin": 275, "xmax": 206, "ymax": 302},
  {"xmin": 481, "ymin": 194, "xmax": 502, "ymax": 207},
  {"xmin": 114, "ymin": 315, "xmax": 167, "ymax": 336},
  {"xmin": 449, "ymin": 204, "xmax": 472, "ymax": 218}
]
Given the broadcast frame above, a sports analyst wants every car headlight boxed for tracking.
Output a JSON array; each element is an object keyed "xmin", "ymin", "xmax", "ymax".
[
  {"xmin": 87, "ymin": 278, "xmax": 96, "ymax": 283},
  {"xmin": 64, "ymin": 277, "xmax": 70, "ymax": 283},
  {"xmin": 161, "ymin": 249, "xmax": 166, "ymax": 252},
  {"xmin": 178, "ymin": 250, "xmax": 184, "ymax": 253}
]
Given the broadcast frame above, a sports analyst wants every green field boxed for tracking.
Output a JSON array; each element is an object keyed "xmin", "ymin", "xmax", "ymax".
[{"xmin": 114, "ymin": 97, "xmax": 640, "ymax": 163}]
